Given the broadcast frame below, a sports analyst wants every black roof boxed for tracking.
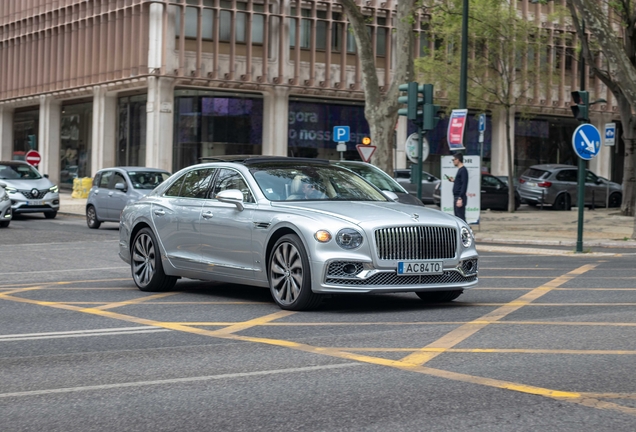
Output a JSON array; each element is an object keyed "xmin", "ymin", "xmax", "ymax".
[{"xmin": 0, "ymin": 160, "xmax": 30, "ymax": 166}]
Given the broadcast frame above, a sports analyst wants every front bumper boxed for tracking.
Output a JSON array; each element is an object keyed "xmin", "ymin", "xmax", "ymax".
[
  {"xmin": 0, "ymin": 200, "xmax": 12, "ymax": 221},
  {"xmin": 311, "ymin": 257, "xmax": 478, "ymax": 294},
  {"xmin": 10, "ymin": 192, "xmax": 60, "ymax": 214}
]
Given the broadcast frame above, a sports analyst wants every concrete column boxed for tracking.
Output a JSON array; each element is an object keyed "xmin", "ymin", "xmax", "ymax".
[
  {"xmin": 589, "ymin": 113, "xmax": 613, "ymax": 179},
  {"xmin": 0, "ymin": 106, "xmax": 14, "ymax": 161},
  {"xmin": 38, "ymin": 95, "xmax": 61, "ymax": 185},
  {"xmin": 490, "ymin": 107, "xmax": 515, "ymax": 176},
  {"xmin": 146, "ymin": 76, "xmax": 175, "ymax": 171},
  {"xmin": 91, "ymin": 86, "xmax": 118, "ymax": 175},
  {"xmin": 262, "ymin": 87, "xmax": 290, "ymax": 156},
  {"xmin": 395, "ymin": 116, "xmax": 407, "ymax": 169}
]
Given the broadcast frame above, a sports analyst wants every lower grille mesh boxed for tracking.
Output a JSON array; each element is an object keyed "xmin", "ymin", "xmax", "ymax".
[{"xmin": 326, "ymin": 271, "xmax": 476, "ymax": 286}]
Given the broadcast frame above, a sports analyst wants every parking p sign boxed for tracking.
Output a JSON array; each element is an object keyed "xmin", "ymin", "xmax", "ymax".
[
  {"xmin": 333, "ymin": 126, "xmax": 350, "ymax": 142},
  {"xmin": 604, "ymin": 123, "xmax": 616, "ymax": 146}
]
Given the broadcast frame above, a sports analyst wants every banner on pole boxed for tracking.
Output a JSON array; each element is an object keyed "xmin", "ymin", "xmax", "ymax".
[{"xmin": 447, "ymin": 109, "xmax": 468, "ymax": 152}]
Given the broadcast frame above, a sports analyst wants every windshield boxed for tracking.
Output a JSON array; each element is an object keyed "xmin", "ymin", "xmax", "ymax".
[
  {"xmin": 250, "ymin": 164, "xmax": 388, "ymax": 202},
  {"xmin": 0, "ymin": 163, "xmax": 42, "ymax": 180},
  {"xmin": 128, "ymin": 171, "xmax": 171, "ymax": 190},
  {"xmin": 336, "ymin": 163, "xmax": 406, "ymax": 194}
]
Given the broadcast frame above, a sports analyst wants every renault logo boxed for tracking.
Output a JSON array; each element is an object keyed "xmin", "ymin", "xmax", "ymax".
[{"xmin": 31, "ymin": 188, "xmax": 39, "ymax": 197}]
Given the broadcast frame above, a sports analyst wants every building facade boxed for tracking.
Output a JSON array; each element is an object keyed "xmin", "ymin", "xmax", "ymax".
[{"xmin": 0, "ymin": 0, "xmax": 623, "ymax": 189}]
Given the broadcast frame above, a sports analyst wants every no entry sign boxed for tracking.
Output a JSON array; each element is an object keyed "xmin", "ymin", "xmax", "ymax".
[{"xmin": 25, "ymin": 150, "xmax": 42, "ymax": 166}]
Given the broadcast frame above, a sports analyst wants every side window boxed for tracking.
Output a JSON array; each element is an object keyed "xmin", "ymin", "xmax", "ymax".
[
  {"xmin": 585, "ymin": 171, "xmax": 598, "ymax": 183},
  {"xmin": 165, "ymin": 173, "xmax": 187, "ymax": 197},
  {"xmin": 210, "ymin": 169, "xmax": 254, "ymax": 203},
  {"xmin": 482, "ymin": 176, "xmax": 501, "ymax": 188},
  {"xmin": 179, "ymin": 169, "xmax": 215, "ymax": 198},
  {"xmin": 111, "ymin": 173, "xmax": 127, "ymax": 190},
  {"xmin": 99, "ymin": 171, "xmax": 112, "ymax": 188},
  {"xmin": 93, "ymin": 173, "xmax": 101, "ymax": 187},
  {"xmin": 556, "ymin": 170, "xmax": 577, "ymax": 182}
]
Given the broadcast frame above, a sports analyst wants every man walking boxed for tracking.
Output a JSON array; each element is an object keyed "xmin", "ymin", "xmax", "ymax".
[{"xmin": 448, "ymin": 153, "xmax": 468, "ymax": 222}]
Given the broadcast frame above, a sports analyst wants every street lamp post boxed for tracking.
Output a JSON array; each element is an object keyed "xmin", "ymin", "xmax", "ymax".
[{"xmin": 459, "ymin": 0, "xmax": 469, "ymax": 110}]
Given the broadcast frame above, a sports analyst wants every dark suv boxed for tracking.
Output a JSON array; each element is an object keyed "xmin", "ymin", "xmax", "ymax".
[{"xmin": 517, "ymin": 164, "xmax": 622, "ymax": 210}]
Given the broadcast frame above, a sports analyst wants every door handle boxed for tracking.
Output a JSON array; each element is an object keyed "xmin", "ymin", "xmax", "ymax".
[
  {"xmin": 201, "ymin": 211, "xmax": 214, "ymax": 219},
  {"xmin": 153, "ymin": 209, "xmax": 165, "ymax": 216},
  {"xmin": 481, "ymin": 190, "xmax": 486, "ymax": 193}
]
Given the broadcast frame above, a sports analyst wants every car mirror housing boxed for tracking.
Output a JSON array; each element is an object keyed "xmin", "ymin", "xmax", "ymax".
[
  {"xmin": 115, "ymin": 182, "xmax": 127, "ymax": 192},
  {"xmin": 381, "ymin": 190, "xmax": 399, "ymax": 202},
  {"xmin": 217, "ymin": 189, "xmax": 244, "ymax": 211}
]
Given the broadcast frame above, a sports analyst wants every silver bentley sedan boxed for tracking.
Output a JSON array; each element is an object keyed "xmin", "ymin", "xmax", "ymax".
[{"xmin": 119, "ymin": 157, "xmax": 478, "ymax": 310}]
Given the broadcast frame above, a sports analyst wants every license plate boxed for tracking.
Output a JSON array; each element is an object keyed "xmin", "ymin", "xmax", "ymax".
[
  {"xmin": 527, "ymin": 182, "xmax": 537, "ymax": 187},
  {"xmin": 26, "ymin": 200, "xmax": 43, "ymax": 205},
  {"xmin": 397, "ymin": 261, "xmax": 443, "ymax": 275}
]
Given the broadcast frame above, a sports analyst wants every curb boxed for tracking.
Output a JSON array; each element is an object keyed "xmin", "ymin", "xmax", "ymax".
[{"xmin": 476, "ymin": 237, "xmax": 636, "ymax": 249}]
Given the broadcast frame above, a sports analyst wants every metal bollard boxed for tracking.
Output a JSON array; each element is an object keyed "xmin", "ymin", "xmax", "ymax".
[
  {"xmin": 540, "ymin": 189, "xmax": 544, "ymax": 210},
  {"xmin": 591, "ymin": 190, "xmax": 595, "ymax": 210}
]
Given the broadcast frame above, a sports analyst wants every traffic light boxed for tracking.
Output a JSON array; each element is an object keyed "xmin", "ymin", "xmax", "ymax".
[
  {"xmin": 571, "ymin": 91, "xmax": 589, "ymax": 122},
  {"xmin": 421, "ymin": 84, "xmax": 440, "ymax": 131},
  {"xmin": 398, "ymin": 82, "xmax": 423, "ymax": 123}
]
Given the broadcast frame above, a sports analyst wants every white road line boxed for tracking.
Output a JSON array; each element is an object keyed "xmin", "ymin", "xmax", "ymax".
[
  {"xmin": 0, "ymin": 326, "xmax": 169, "ymax": 341},
  {"xmin": 0, "ymin": 363, "xmax": 360, "ymax": 398},
  {"xmin": 0, "ymin": 266, "xmax": 128, "ymax": 276}
]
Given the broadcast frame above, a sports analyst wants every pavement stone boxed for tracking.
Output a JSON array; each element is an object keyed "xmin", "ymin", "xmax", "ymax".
[{"xmin": 57, "ymin": 192, "xmax": 636, "ymax": 249}]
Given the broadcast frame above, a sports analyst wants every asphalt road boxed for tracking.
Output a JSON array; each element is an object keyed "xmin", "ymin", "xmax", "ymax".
[{"xmin": 1, "ymin": 214, "xmax": 636, "ymax": 431}]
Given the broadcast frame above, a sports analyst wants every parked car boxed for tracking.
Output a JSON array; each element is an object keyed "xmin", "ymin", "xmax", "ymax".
[
  {"xmin": 0, "ymin": 182, "xmax": 12, "ymax": 227},
  {"xmin": 517, "ymin": 164, "xmax": 622, "ymax": 210},
  {"xmin": 432, "ymin": 173, "xmax": 520, "ymax": 210},
  {"xmin": 119, "ymin": 156, "xmax": 478, "ymax": 311},
  {"xmin": 496, "ymin": 175, "xmax": 519, "ymax": 188},
  {"xmin": 331, "ymin": 160, "xmax": 424, "ymax": 206},
  {"xmin": 393, "ymin": 169, "xmax": 440, "ymax": 204},
  {"xmin": 0, "ymin": 160, "xmax": 59, "ymax": 218},
  {"xmin": 86, "ymin": 167, "xmax": 171, "ymax": 229}
]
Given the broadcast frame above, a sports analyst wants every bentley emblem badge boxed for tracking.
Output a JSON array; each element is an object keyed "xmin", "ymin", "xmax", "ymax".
[{"xmin": 412, "ymin": 213, "xmax": 419, "ymax": 221}]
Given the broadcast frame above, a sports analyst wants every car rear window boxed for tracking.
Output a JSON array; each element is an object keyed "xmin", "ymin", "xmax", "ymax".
[{"xmin": 522, "ymin": 168, "xmax": 549, "ymax": 179}]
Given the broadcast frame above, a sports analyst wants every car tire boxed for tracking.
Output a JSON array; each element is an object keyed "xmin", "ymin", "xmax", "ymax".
[
  {"xmin": 131, "ymin": 227, "xmax": 177, "ymax": 292},
  {"xmin": 268, "ymin": 234, "xmax": 322, "ymax": 311},
  {"xmin": 44, "ymin": 211, "xmax": 57, "ymax": 219},
  {"xmin": 416, "ymin": 290, "xmax": 463, "ymax": 303},
  {"xmin": 86, "ymin": 205, "xmax": 101, "ymax": 229},
  {"xmin": 608, "ymin": 192, "xmax": 622, "ymax": 208},
  {"xmin": 553, "ymin": 194, "xmax": 571, "ymax": 211},
  {"xmin": 0, "ymin": 220, "xmax": 9, "ymax": 228}
]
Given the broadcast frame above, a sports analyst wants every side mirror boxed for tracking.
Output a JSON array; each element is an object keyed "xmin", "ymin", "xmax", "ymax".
[
  {"xmin": 115, "ymin": 182, "xmax": 127, "ymax": 192},
  {"xmin": 43, "ymin": 174, "xmax": 49, "ymax": 178},
  {"xmin": 595, "ymin": 178, "xmax": 603, "ymax": 185},
  {"xmin": 0, "ymin": 182, "xmax": 5, "ymax": 188},
  {"xmin": 217, "ymin": 189, "xmax": 245, "ymax": 211},
  {"xmin": 382, "ymin": 190, "xmax": 399, "ymax": 201}
]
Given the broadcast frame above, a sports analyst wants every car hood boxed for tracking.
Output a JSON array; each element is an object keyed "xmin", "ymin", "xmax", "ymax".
[
  {"xmin": 0, "ymin": 178, "xmax": 54, "ymax": 190},
  {"xmin": 271, "ymin": 201, "xmax": 461, "ymax": 228}
]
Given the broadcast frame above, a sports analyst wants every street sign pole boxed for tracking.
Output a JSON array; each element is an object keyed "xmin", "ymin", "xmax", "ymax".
[
  {"xmin": 416, "ymin": 126, "xmax": 423, "ymax": 201},
  {"xmin": 576, "ymin": 157, "xmax": 585, "ymax": 252}
]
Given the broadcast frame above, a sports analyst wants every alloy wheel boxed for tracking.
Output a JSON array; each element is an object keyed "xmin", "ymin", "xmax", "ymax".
[
  {"xmin": 270, "ymin": 242, "xmax": 303, "ymax": 306},
  {"xmin": 132, "ymin": 233, "xmax": 156, "ymax": 287}
]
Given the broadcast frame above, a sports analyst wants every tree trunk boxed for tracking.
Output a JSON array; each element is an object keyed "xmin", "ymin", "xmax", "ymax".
[
  {"xmin": 367, "ymin": 108, "xmax": 397, "ymax": 173},
  {"xmin": 616, "ymin": 96, "xmax": 636, "ymax": 216}
]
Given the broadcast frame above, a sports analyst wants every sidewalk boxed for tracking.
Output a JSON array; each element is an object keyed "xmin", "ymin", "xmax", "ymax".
[{"xmin": 58, "ymin": 192, "xmax": 636, "ymax": 249}]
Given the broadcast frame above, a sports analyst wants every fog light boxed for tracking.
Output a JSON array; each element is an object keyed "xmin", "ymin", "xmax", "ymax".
[
  {"xmin": 343, "ymin": 264, "xmax": 358, "ymax": 274},
  {"xmin": 465, "ymin": 261, "xmax": 473, "ymax": 272},
  {"xmin": 53, "ymin": 199, "xmax": 59, "ymax": 205}
]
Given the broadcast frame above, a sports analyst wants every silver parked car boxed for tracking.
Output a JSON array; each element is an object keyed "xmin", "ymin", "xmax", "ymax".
[
  {"xmin": 0, "ymin": 182, "xmax": 12, "ymax": 227},
  {"xmin": 0, "ymin": 161, "xmax": 60, "ymax": 218},
  {"xmin": 331, "ymin": 160, "xmax": 424, "ymax": 206},
  {"xmin": 518, "ymin": 164, "xmax": 622, "ymax": 210},
  {"xmin": 393, "ymin": 168, "xmax": 440, "ymax": 204},
  {"xmin": 86, "ymin": 167, "xmax": 171, "ymax": 229},
  {"xmin": 119, "ymin": 157, "xmax": 478, "ymax": 311}
]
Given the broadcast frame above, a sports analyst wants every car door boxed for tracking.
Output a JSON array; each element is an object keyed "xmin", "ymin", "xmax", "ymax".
[
  {"xmin": 92, "ymin": 170, "xmax": 113, "ymax": 220},
  {"xmin": 198, "ymin": 168, "xmax": 256, "ymax": 279},
  {"xmin": 151, "ymin": 168, "xmax": 213, "ymax": 271},
  {"xmin": 585, "ymin": 170, "xmax": 606, "ymax": 207},
  {"xmin": 107, "ymin": 171, "xmax": 130, "ymax": 219},
  {"xmin": 481, "ymin": 175, "xmax": 507, "ymax": 210}
]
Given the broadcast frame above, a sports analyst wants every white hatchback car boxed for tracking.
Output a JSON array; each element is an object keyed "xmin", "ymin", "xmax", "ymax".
[{"xmin": 0, "ymin": 161, "xmax": 60, "ymax": 219}]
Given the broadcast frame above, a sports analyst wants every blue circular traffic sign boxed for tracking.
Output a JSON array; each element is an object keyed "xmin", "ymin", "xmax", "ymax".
[{"xmin": 572, "ymin": 124, "xmax": 601, "ymax": 160}]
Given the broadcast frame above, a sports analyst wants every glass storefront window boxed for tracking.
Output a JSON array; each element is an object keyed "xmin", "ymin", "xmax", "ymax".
[
  {"xmin": 118, "ymin": 95, "xmax": 147, "ymax": 167},
  {"xmin": 287, "ymin": 100, "xmax": 370, "ymax": 160},
  {"xmin": 173, "ymin": 90, "xmax": 263, "ymax": 171},
  {"xmin": 60, "ymin": 102, "xmax": 92, "ymax": 189},
  {"xmin": 13, "ymin": 109, "xmax": 39, "ymax": 161}
]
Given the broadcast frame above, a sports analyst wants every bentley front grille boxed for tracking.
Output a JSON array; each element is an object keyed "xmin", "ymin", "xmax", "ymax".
[{"xmin": 374, "ymin": 226, "xmax": 457, "ymax": 260}]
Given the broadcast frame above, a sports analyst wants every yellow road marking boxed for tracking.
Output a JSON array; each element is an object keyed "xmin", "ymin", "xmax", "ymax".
[
  {"xmin": 327, "ymin": 347, "xmax": 636, "ymax": 355},
  {"xmin": 0, "ymin": 286, "xmax": 43, "ymax": 296},
  {"xmin": 90, "ymin": 292, "xmax": 179, "ymax": 311},
  {"xmin": 399, "ymin": 264, "xmax": 598, "ymax": 366},
  {"xmin": 0, "ymin": 278, "xmax": 131, "ymax": 289},
  {"xmin": 205, "ymin": 311, "xmax": 296, "ymax": 336}
]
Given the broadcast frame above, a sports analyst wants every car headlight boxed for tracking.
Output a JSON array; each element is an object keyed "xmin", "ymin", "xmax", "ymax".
[
  {"xmin": 5, "ymin": 186, "xmax": 17, "ymax": 194},
  {"xmin": 461, "ymin": 226, "xmax": 473, "ymax": 248},
  {"xmin": 335, "ymin": 228, "xmax": 363, "ymax": 249},
  {"xmin": 49, "ymin": 185, "xmax": 59, "ymax": 193}
]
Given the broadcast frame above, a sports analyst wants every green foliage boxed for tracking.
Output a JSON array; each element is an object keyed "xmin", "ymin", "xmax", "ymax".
[{"xmin": 416, "ymin": 0, "xmax": 550, "ymax": 112}]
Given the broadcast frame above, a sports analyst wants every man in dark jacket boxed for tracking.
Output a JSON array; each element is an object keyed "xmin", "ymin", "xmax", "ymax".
[{"xmin": 448, "ymin": 153, "xmax": 468, "ymax": 222}]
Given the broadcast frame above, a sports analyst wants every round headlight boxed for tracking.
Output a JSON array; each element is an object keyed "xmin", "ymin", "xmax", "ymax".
[
  {"xmin": 336, "ymin": 228, "xmax": 363, "ymax": 249},
  {"xmin": 461, "ymin": 227, "xmax": 473, "ymax": 248}
]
